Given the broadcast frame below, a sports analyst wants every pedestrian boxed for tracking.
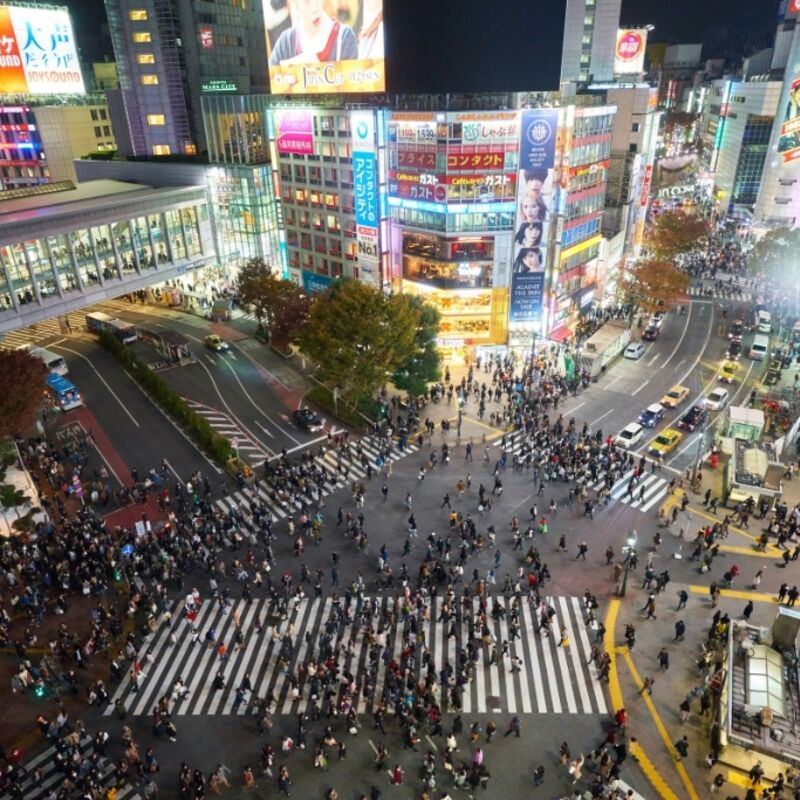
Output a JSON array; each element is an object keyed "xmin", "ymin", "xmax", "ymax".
[
  {"xmin": 675, "ymin": 735, "xmax": 689, "ymax": 761},
  {"xmin": 674, "ymin": 620, "xmax": 686, "ymax": 641},
  {"xmin": 676, "ymin": 589, "xmax": 688, "ymax": 610},
  {"xmin": 639, "ymin": 676, "xmax": 655, "ymax": 696},
  {"xmin": 658, "ymin": 648, "xmax": 669, "ymax": 671},
  {"xmin": 710, "ymin": 773, "xmax": 725, "ymax": 793},
  {"xmin": 679, "ymin": 698, "xmax": 691, "ymax": 723},
  {"xmin": 742, "ymin": 600, "xmax": 754, "ymax": 621},
  {"xmin": 504, "ymin": 715, "xmax": 521, "ymax": 737},
  {"xmin": 533, "ymin": 765, "xmax": 545, "ymax": 787},
  {"xmin": 485, "ymin": 720, "xmax": 497, "ymax": 742},
  {"xmin": 569, "ymin": 754, "xmax": 584, "ymax": 783},
  {"xmin": 242, "ymin": 766, "xmax": 256, "ymax": 790},
  {"xmin": 389, "ymin": 764, "xmax": 404, "ymax": 786},
  {"xmin": 557, "ymin": 626, "xmax": 570, "ymax": 648},
  {"xmin": 559, "ymin": 742, "xmax": 570, "ymax": 765}
]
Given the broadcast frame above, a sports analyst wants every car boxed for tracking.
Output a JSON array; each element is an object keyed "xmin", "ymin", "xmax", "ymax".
[
  {"xmin": 204, "ymin": 334, "xmax": 229, "ymax": 352},
  {"xmin": 718, "ymin": 361, "xmax": 739, "ymax": 383},
  {"xmin": 638, "ymin": 403, "xmax": 665, "ymax": 428},
  {"xmin": 614, "ymin": 422, "xmax": 644, "ymax": 449},
  {"xmin": 678, "ymin": 405, "xmax": 708, "ymax": 432},
  {"xmin": 648, "ymin": 313, "xmax": 665, "ymax": 329},
  {"xmin": 726, "ymin": 340, "xmax": 742, "ymax": 361},
  {"xmin": 292, "ymin": 408, "xmax": 323, "ymax": 433},
  {"xmin": 728, "ymin": 320, "xmax": 744, "ymax": 341},
  {"xmin": 660, "ymin": 384, "xmax": 690, "ymax": 408},
  {"xmin": 704, "ymin": 388, "xmax": 729, "ymax": 411},
  {"xmin": 642, "ymin": 325, "xmax": 659, "ymax": 341},
  {"xmin": 624, "ymin": 342, "xmax": 646, "ymax": 360},
  {"xmin": 648, "ymin": 428, "xmax": 683, "ymax": 457}
]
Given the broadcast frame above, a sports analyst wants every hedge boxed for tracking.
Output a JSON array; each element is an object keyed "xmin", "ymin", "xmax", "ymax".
[{"xmin": 96, "ymin": 330, "xmax": 234, "ymax": 466}]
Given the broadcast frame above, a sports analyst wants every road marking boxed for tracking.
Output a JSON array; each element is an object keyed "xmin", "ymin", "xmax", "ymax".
[
  {"xmin": 661, "ymin": 301, "xmax": 694, "ymax": 369},
  {"xmin": 689, "ymin": 585, "xmax": 778, "ymax": 603},
  {"xmin": 163, "ymin": 459, "xmax": 181, "ymax": 482},
  {"xmin": 590, "ymin": 409, "xmax": 613, "ymax": 426},
  {"xmin": 668, "ymin": 433, "xmax": 700, "ymax": 463},
  {"xmin": 604, "ymin": 375, "xmax": 623, "ymax": 390},
  {"xmin": 254, "ymin": 420, "xmax": 275, "ymax": 438},
  {"xmin": 631, "ymin": 380, "xmax": 649, "ymax": 396},
  {"xmin": 50, "ymin": 343, "xmax": 140, "ymax": 427},
  {"xmin": 564, "ymin": 401, "xmax": 585, "ymax": 415},
  {"xmin": 675, "ymin": 358, "xmax": 686, "ymax": 370},
  {"xmin": 648, "ymin": 351, "xmax": 661, "ymax": 367},
  {"xmin": 204, "ymin": 353, "xmax": 216, "ymax": 364}
]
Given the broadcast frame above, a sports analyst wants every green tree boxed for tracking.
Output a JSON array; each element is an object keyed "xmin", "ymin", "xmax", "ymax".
[
  {"xmin": 299, "ymin": 279, "xmax": 418, "ymax": 404},
  {"xmin": 645, "ymin": 210, "xmax": 710, "ymax": 261},
  {"xmin": 748, "ymin": 227, "xmax": 800, "ymax": 283},
  {"xmin": 391, "ymin": 295, "xmax": 441, "ymax": 396},
  {"xmin": 0, "ymin": 349, "xmax": 47, "ymax": 439},
  {"xmin": 617, "ymin": 258, "xmax": 689, "ymax": 315},
  {"xmin": 235, "ymin": 258, "xmax": 310, "ymax": 347}
]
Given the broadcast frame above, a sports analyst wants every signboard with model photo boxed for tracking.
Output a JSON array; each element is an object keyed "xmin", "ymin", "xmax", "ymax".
[
  {"xmin": 264, "ymin": 0, "xmax": 384, "ymax": 95},
  {"xmin": 778, "ymin": 76, "xmax": 800, "ymax": 164},
  {"xmin": 613, "ymin": 29, "xmax": 647, "ymax": 76},
  {"xmin": 510, "ymin": 109, "xmax": 558, "ymax": 324}
]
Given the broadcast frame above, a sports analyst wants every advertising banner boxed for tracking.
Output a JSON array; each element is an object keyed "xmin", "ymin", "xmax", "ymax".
[
  {"xmin": 353, "ymin": 150, "xmax": 378, "ymax": 229},
  {"xmin": 274, "ymin": 109, "xmax": 315, "ymax": 155},
  {"xmin": 509, "ymin": 273, "xmax": 545, "ymax": 322},
  {"xmin": 511, "ymin": 110, "xmax": 559, "ymax": 324},
  {"xmin": 0, "ymin": 5, "xmax": 84, "ymax": 95},
  {"xmin": 778, "ymin": 76, "xmax": 800, "ymax": 164},
  {"xmin": 614, "ymin": 29, "xmax": 647, "ymax": 76},
  {"xmin": 264, "ymin": 0, "xmax": 385, "ymax": 95},
  {"xmin": 397, "ymin": 149, "xmax": 437, "ymax": 169},
  {"xmin": 457, "ymin": 113, "xmax": 519, "ymax": 144},
  {"xmin": 447, "ymin": 151, "xmax": 505, "ymax": 171}
]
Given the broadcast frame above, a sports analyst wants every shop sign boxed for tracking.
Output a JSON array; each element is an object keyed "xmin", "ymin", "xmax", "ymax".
[
  {"xmin": 460, "ymin": 118, "xmax": 519, "ymax": 144},
  {"xmin": 274, "ymin": 109, "xmax": 315, "ymax": 156},
  {"xmin": 447, "ymin": 151, "xmax": 505, "ymax": 171},
  {"xmin": 397, "ymin": 149, "xmax": 437, "ymax": 169},
  {"xmin": 393, "ymin": 120, "xmax": 437, "ymax": 143},
  {"xmin": 778, "ymin": 75, "xmax": 800, "ymax": 165},
  {"xmin": 353, "ymin": 151, "xmax": 378, "ymax": 227},
  {"xmin": 202, "ymin": 79, "xmax": 238, "ymax": 93},
  {"xmin": 357, "ymin": 231, "xmax": 379, "ymax": 261},
  {"xmin": 614, "ymin": 29, "xmax": 647, "ymax": 75},
  {"xmin": 640, "ymin": 164, "xmax": 653, "ymax": 206}
]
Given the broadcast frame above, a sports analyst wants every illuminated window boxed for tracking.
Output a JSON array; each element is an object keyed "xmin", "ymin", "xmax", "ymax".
[
  {"xmin": 152, "ymin": 144, "xmax": 171, "ymax": 156},
  {"xmin": 137, "ymin": 53, "xmax": 155, "ymax": 64},
  {"xmin": 184, "ymin": 143, "xmax": 197, "ymax": 155},
  {"xmin": 199, "ymin": 27, "xmax": 214, "ymax": 48},
  {"xmin": 140, "ymin": 74, "xmax": 159, "ymax": 85},
  {"xmin": 129, "ymin": 9, "xmax": 148, "ymax": 20},
  {"xmin": 132, "ymin": 31, "xmax": 151, "ymax": 43},
  {"xmin": 147, "ymin": 114, "xmax": 165, "ymax": 125}
]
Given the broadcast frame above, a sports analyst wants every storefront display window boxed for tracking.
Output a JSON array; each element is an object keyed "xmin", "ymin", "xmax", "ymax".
[{"xmin": 403, "ymin": 256, "xmax": 492, "ymax": 289}]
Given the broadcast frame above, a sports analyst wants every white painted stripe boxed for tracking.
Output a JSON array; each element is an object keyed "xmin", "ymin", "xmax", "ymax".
[
  {"xmin": 558, "ymin": 596, "xmax": 592, "ymax": 713},
  {"xmin": 537, "ymin": 605, "xmax": 562, "ymax": 713},
  {"xmin": 283, "ymin": 597, "xmax": 322, "ymax": 714},
  {"xmin": 548, "ymin": 596, "xmax": 578, "ymax": 713},
  {"xmin": 521, "ymin": 601, "xmax": 547, "ymax": 713},
  {"xmin": 571, "ymin": 597, "xmax": 607, "ymax": 714}
]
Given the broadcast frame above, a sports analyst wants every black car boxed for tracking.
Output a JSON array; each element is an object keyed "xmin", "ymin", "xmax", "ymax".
[
  {"xmin": 728, "ymin": 320, "xmax": 744, "ymax": 341},
  {"xmin": 293, "ymin": 408, "xmax": 323, "ymax": 433},
  {"xmin": 642, "ymin": 325, "xmax": 659, "ymax": 341},
  {"xmin": 726, "ymin": 340, "xmax": 742, "ymax": 361},
  {"xmin": 678, "ymin": 405, "xmax": 707, "ymax": 432}
]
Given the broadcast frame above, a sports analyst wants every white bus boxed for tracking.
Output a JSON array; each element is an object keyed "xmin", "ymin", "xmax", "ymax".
[{"xmin": 16, "ymin": 344, "xmax": 68, "ymax": 375}]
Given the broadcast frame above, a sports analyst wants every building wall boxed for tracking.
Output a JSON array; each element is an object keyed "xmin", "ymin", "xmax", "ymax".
[
  {"xmin": 561, "ymin": 0, "xmax": 622, "ymax": 84},
  {"xmin": 0, "ymin": 105, "xmax": 47, "ymax": 191}
]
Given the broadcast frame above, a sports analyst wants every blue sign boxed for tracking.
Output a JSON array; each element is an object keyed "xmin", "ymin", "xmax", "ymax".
[
  {"xmin": 302, "ymin": 271, "xmax": 334, "ymax": 294},
  {"xmin": 121, "ymin": 544, "xmax": 134, "ymax": 556},
  {"xmin": 510, "ymin": 272, "xmax": 545, "ymax": 323},
  {"xmin": 519, "ymin": 110, "xmax": 558, "ymax": 172},
  {"xmin": 353, "ymin": 151, "xmax": 378, "ymax": 228}
]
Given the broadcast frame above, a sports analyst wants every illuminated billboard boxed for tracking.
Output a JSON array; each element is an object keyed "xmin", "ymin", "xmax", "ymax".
[
  {"xmin": 274, "ymin": 108, "xmax": 315, "ymax": 155},
  {"xmin": 614, "ymin": 29, "xmax": 647, "ymax": 76},
  {"xmin": 0, "ymin": 5, "xmax": 85, "ymax": 95},
  {"xmin": 778, "ymin": 76, "xmax": 800, "ymax": 165},
  {"xmin": 264, "ymin": 0, "xmax": 384, "ymax": 95}
]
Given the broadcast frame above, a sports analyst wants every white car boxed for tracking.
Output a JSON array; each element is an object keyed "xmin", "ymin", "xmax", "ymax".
[
  {"xmin": 624, "ymin": 342, "xmax": 646, "ymax": 360},
  {"xmin": 615, "ymin": 422, "xmax": 644, "ymax": 449},
  {"xmin": 648, "ymin": 313, "xmax": 665, "ymax": 329},
  {"xmin": 704, "ymin": 388, "xmax": 729, "ymax": 411}
]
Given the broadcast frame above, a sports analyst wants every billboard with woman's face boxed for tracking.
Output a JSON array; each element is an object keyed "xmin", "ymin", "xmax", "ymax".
[{"xmin": 264, "ymin": 0, "xmax": 385, "ymax": 94}]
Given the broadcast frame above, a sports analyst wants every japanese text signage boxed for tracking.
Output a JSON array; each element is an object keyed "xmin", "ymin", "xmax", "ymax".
[
  {"xmin": 779, "ymin": 75, "xmax": 800, "ymax": 164},
  {"xmin": 274, "ymin": 109, "xmax": 315, "ymax": 155},
  {"xmin": 264, "ymin": 0, "xmax": 385, "ymax": 95},
  {"xmin": 353, "ymin": 151, "xmax": 378, "ymax": 228},
  {"xmin": 510, "ymin": 273, "xmax": 545, "ymax": 323},
  {"xmin": 614, "ymin": 29, "xmax": 647, "ymax": 76},
  {"xmin": 0, "ymin": 5, "xmax": 84, "ymax": 95},
  {"xmin": 447, "ymin": 151, "xmax": 505, "ymax": 171}
]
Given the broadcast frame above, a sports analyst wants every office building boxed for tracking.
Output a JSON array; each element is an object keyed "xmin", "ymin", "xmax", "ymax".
[{"xmin": 561, "ymin": 0, "xmax": 622, "ymax": 84}]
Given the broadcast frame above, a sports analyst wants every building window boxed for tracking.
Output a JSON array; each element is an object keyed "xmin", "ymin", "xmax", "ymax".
[
  {"xmin": 129, "ymin": 9, "xmax": 147, "ymax": 20},
  {"xmin": 147, "ymin": 114, "xmax": 165, "ymax": 125},
  {"xmin": 100, "ymin": 109, "xmax": 107, "ymax": 120},
  {"xmin": 132, "ymin": 31, "xmax": 152, "ymax": 43},
  {"xmin": 94, "ymin": 126, "xmax": 102, "ymax": 137},
  {"xmin": 140, "ymin": 74, "xmax": 159, "ymax": 85},
  {"xmin": 152, "ymin": 144, "xmax": 170, "ymax": 155},
  {"xmin": 137, "ymin": 53, "xmax": 155, "ymax": 64},
  {"xmin": 184, "ymin": 144, "xmax": 197, "ymax": 155},
  {"xmin": 102, "ymin": 126, "xmax": 111, "ymax": 136},
  {"xmin": 90, "ymin": 109, "xmax": 98, "ymax": 121},
  {"xmin": 631, "ymin": 122, "xmax": 640, "ymax": 132}
]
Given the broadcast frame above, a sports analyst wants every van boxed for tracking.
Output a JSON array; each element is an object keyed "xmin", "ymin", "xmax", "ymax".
[
  {"xmin": 750, "ymin": 334, "xmax": 769, "ymax": 361},
  {"xmin": 756, "ymin": 310, "xmax": 772, "ymax": 334},
  {"xmin": 17, "ymin": 344, "xmax": 68, "ymax": 375},
  {"xmin": 614, "ymin": 422, "xmax": 644, "ymax": 449}
]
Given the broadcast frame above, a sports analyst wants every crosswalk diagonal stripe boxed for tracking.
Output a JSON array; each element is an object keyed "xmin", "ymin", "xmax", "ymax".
[{"xmin": 571, "ymin": 597, "xmax": 607, "ymax": 714}]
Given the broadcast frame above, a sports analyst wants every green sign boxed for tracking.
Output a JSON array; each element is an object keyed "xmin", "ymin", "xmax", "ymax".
[{"xmin": 202, "ymin": 79, "xmax": 238, "ymax": 93}]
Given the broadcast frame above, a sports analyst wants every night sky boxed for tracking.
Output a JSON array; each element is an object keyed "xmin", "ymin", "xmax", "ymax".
[{"xmin": 73, "ymin": 0, "xmax": 781, "ymax": 93}]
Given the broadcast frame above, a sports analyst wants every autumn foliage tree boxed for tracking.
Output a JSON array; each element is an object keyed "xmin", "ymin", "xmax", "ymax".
[
  {"xmin": 645, "ymin": 210, "xmax": 710, "ymax": 261},
  {"xmin": 748, "ymin": 227, "xmax": 800, "ymax": 284},
  {"xmin": 235, "ymin": 258, "xmax": 310, "ymax": 349},
  {"xmin": 0, "ymin": 349, "xmax": 47, "ymax": 439},
  {"xmin": 617, "ymin": 258, "xmax": 689, "ymax": 314}
]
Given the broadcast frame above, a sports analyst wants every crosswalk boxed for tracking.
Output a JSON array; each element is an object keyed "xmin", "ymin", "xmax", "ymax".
[
  {"xmin": 687, "ymin": 285, "xmax": 753, "ymax": 302},
  {"xmin": 496, "ymin": 431, "xmax": 669, "ymax": 513},
  {"xmin": 105, "ymin": 594, "xmax": 607, "ymax": 719},
  {"xmin": 0, "ymin": 316, "xmax": 68, "ymax": 349},
  {"xmin": 0, "ymin": 735, "xmax": 142, "ymax": 800},
  {"xmin": 184, "ymin": 398, "xmax": 271, "ymax": 464}
]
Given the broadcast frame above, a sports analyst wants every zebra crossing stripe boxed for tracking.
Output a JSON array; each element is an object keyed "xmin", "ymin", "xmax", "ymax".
[
  {"xmin": 558, "ymin": 596, "xmax": 592, "ymax": 712},
  {"xmin": 520, "ymin": 602, "xmax": 547, "ymax": 713},
  {"xmin": 572, "ymin": 597, "xmax": 607, "ymax": 713}
]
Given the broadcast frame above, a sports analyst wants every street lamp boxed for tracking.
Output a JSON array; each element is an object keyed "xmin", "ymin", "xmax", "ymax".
[{"xmin": 619, "ymin": 529, "xmax": 638, "ymax": 597}]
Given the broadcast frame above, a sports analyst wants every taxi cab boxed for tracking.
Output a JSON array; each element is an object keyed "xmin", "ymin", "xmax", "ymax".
[
  {"xmin": 660, "ymin": 385, "xmax": 690, "ymax": 408},
  {"xmin": 648, "ymin": 428, "xmax": 683, "ymax": 458},
  {"xmin": 718, "ymin": 361, "xmax": 738, "ymax": 384}
]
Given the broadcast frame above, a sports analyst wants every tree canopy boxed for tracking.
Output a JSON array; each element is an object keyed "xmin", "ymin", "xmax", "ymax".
[
  {"xmin": 748, "ymin": 227, "xmax": 800, "ymax": 283},
  {"xmin": 391, "ymin": 294, "xmax": 441, "ymax": 396},
  {"xmin": 645, "ymin": 210, "xmax": 709, "ymax": 261},
  {"xmin": 299, "ymin": 279, "xmax": 436, "ymax": 403},
  {"xmin": 616, "ymin": 258, "xmax": 688, "ymax": 314},
  {"xmin": 0, "ymin": 349, "xmax": 47, "ymax": 439},
  {"xmin": 235, "ymin": 259, "xmax": 310, "ymax": 347}
]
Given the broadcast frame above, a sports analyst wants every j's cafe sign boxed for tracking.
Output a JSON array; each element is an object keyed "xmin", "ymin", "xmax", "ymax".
[
  {"xmin": 791, "ymin": 0, "xmax": 800, "ymax": 14},
  {"xmin": 614, "ymin": 29, "xmax": 647, "ymax": 74}
]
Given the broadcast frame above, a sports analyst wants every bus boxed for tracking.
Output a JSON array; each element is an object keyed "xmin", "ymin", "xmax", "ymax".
[
  {"xmin": 15, "ymin": 344, "xmax": 68, "ymax": 375},
  {"xmin": 46, "ymin": 373, "xmax": 83, "ymax": 411},
  {"xmin": 85, "ymin": 312, "xmax": 138, "ymax": 344}
]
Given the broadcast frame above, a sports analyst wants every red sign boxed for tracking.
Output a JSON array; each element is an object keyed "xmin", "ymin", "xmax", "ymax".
[
  {"xmin": 791, "ymin": 0, "xmax": 800, "ymax": 13},
  {"xmin": 397, "ymin": 149, "xmax": 436, "ymax": 169},
  {"xmin": 447, "ymin": 151, "xmax": 505, "ymax": 171},
  {"xmin": 640, "ymin": 164, "xmax": 653, "ymax": 207},
  {"xmin": 616, "ymin": 30, "xmax": 644, "ymax": 62}
]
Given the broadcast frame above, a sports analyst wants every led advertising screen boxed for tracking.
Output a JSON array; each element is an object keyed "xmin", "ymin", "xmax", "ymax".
[
  {"xmin": 0, "ymin": 5, "xmax": 84, "ymax": 95},
  {"xmin": 274, "ymin": 108, "xmax": 315, "ymax": 155},
  {"xmin": 510, "ymin": 109, "xmax": 559, "ymax": 323},
  {"xmin": 264, "ymin": 0, "xmax": 384, "ymax": 95},
  {"xmin": 778, "ymin": 75, "xmax": 800, "ymax": 164},
  {"xmin": 614, "ymin": 29, "xmax": 647, "ymax": 76}
]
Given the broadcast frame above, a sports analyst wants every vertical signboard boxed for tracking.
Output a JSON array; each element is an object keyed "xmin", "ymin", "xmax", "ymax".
[
  {"xmin": 274, "ymin": 109, "xmax": 315, "ymax": 155},
  {"xmin": 614, "ymin": 29, "xmax": 647, "ymax": 76},
  {"xmin": 351, "ymin": 110, "xmax": 380, "ymax": 285},
  {"xmin": 510, "ymin": 110, "xmax": 558, "ymax": 325},
  {"xmin": 778, "ymin": 77, "xmax": 800, "ymax": 164}
]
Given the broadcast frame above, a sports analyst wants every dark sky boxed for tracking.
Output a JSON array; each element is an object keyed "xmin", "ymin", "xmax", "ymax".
[{"xmin": 73, "ymin": 0, "xmax": 782, "ymax": 93}]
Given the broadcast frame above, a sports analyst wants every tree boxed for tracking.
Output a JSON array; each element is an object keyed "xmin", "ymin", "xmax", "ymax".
[
  {"xmin": 299, "ymin": 279, "xmax": 419, "ymax": 404},
  {"xmin": 645, "ymin": 210, "xmax": 710, "ymax": 261},
  {"xmin": 616, "ymin": 258, "xmax": 689, "ymax": 314},
  {"xmin": 235, "ymin": 258, "xmax": 310, "ymax": 347},
  {"xmin": 0, "ymin": 349, "xmax": 47, "ymax": 439},
  {"xmin": 391, "ymin": 295, "xmax": 441, "ymax": 396},
  {"xmin": 748, "ymin": 227, "xmax": 800, "ymax": 283}
]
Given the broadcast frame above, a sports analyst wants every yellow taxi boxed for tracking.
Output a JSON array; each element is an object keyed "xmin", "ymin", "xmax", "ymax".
[
  {"xmin": 660, "ymin": 385, "xmax": 690, "ymax": 408},
  {"xmin": 718, "ymin": 361, "xmax": 739, "ymax": 384},
  {"xmin": 648, "ymin": 428, "xmax": 683, "ymax": 458}
]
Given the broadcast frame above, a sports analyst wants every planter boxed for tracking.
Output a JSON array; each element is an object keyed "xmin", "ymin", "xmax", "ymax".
[{"xmin": 225, "ymin": 457, "xmax": 256, "ymax": 484}]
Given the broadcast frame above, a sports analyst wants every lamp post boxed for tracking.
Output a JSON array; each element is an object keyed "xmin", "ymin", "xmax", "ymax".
[{"xmin": 619, "ymin": 530, "xmax": 638, "ymax": 597}]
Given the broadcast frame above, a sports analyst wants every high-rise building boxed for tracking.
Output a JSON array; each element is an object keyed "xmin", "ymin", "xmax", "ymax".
[
  {"xmin": 561, "ymin": 0, "xmax": 622, "ymax": 84},
  {"xmin": 104, "ymin": 0, "xmax": 268, "ymax": 157}
]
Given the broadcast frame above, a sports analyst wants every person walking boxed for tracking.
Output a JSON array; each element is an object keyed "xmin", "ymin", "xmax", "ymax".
[
  {"xmin": 658, "ymin": 648, "xmax": 669, "ymax": 671},
  {"xmin": 674, "ymin": 735, "xmax": 689, "ymax": 761},
  {"xmin": 277, "ymin": 765, "xmax": 293, "ymax": 796},
  {"xmin": 389, "ymin": 764, "xmax": 404, "ymax": 786},
  {"xmin": 503, "ymin": 715, "xmax": 521, "ymax": 738}
]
